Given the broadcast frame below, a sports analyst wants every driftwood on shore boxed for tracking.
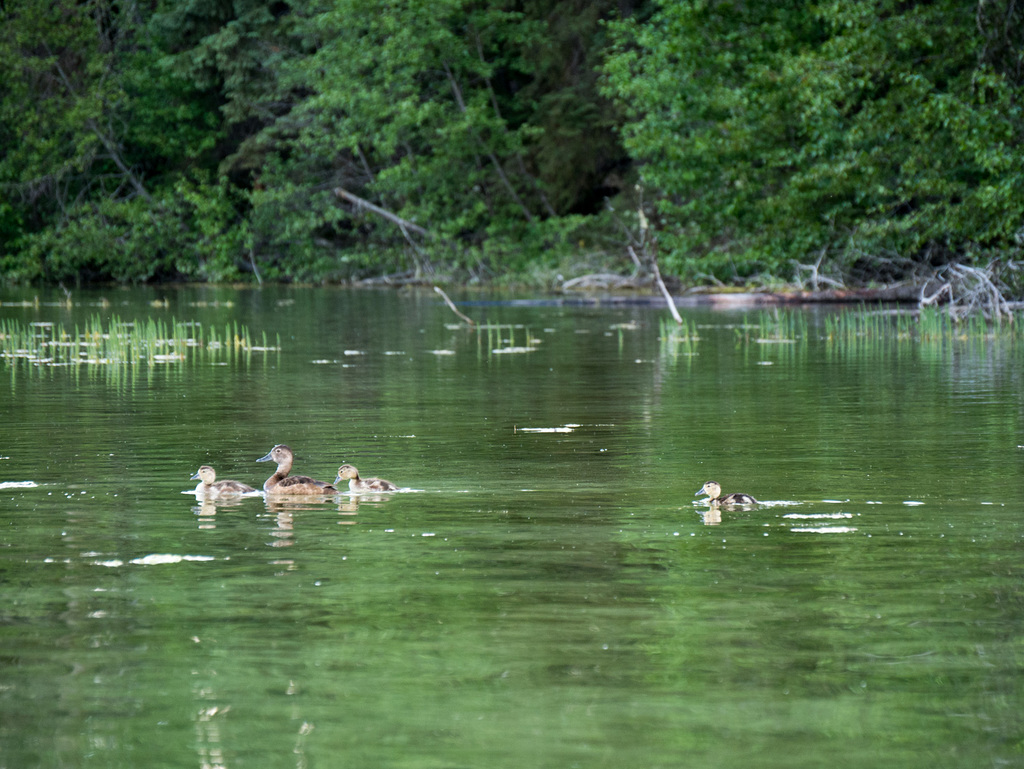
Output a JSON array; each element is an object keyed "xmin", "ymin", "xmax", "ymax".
[
  {"xmin": 765, "ymin": 284, "xmax": 929, "ymax": 304},
  {"xmin": 326, "ymin": 195, "xmax": 1021, "ymax": 319},
  {"xmin": 557, "ymin": 274, "xmax": 931, "ymax": 306},
  {"xmin": 347, "ymin": 271, "xmax": 941, "ymax": 308},
  {"xmin": 346, "ymin": 267, "xmax": 1021, "ymax": 317}
]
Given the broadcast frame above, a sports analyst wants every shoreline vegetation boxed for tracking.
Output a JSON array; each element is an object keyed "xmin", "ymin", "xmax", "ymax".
[{"xmin": 2, "ymin": 1, "xmax": 1022, "ymax": 312}]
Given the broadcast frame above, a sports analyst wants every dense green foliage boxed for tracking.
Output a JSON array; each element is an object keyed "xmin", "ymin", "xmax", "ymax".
[
  {"xmin": 1, "ymin": 0, "xmax": 1022, "ymax": 286},
  {"xmin": 605, "ymin": 0, "xmax": 1024, "ymax": 282}
]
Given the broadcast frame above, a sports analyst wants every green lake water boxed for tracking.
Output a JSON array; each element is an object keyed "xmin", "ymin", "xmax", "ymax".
[{"xmin": 1, "ymin": 286, "xmax": 1022, "ymax": 768}]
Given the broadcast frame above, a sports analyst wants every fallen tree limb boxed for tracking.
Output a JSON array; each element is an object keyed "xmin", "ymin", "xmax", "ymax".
[
  {"xmin": 792, "ymin": 246, "xmax": 845, "ymax": 291},
  {"xmin": 770, "ymin": 284, "xmax": 928, "ymax": 304},
  {"xmin": 920, "ymin": 281, "xmax": 951, "ymax": 307},
  {"xmin": 434, "ymin": 286, "xmax": 475, "ymax": 326},
  {"xmin": 333, "ymin": 188, "xmax": 430, "ymax": 238},
  {"xmin": 561, "ymin": 273, "xmax": 646, "ymax": 291},
  {"xmin": 632, "ymin": 245, "xmax": 682, "ymax": 325},
  {"xmin": 334, "ymin": 186, "xmax": 437, "ymax": 278},
  {"xmin": 935, "ymin": 262, "xmax": 1015, "ymax": 322},
  {"xmin": 333, "ymin": 187, "xmax": 475, "ymax": 322}
]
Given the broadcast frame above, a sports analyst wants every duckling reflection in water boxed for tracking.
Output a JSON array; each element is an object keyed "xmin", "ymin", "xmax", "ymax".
[
  {"xmin": 695, "ymin": 481, "xmax": 758, "ymax": 506},
  {"xmin": 335, "ymin": 464, "xmax": 397, "ymax": 493},
  {"xmin": 191, "ymin": 465, "xmax": 255, "ymax": 496},
  {"xmin": 257, "ymin": 444, "xmax": 337, "ymax": 494}
]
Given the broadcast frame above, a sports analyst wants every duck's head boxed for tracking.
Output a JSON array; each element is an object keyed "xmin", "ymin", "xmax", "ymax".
[
  {"xmin": 695, "ymin": 481, "xmax": 722, "ymax": 500},
  {"xmin": 191, "ymin": 465, "xmax": 216, "ymax": 483},
  {"xmin": 257, "ymin": 444, "xmax": 293, "ymax": 464},
  {"xmin": 335, "ymin": 464, "xmax": 358, "ymax": 483}
]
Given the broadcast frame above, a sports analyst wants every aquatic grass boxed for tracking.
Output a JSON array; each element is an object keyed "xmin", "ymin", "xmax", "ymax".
[
  {"xmin": 658, "ymin": 316, "xmax": 700, "ymax": 362},
  {"xmin": 823, "ymin": 308, "xmax": 906, "ymax": 344},
  {"xmin": 727, "ymin": 311, "xmax": 808, "ymax": 367},
  {"xmin": 754, "ymin": 309, "xmax": 808, "ymax": 343},
  {"xmin": 0, "ymin": 315, "xmax": 279, "ymax": 370},
  {"xmin": 474, "ymin": 323, "xmax": 540, "ymax": 355},
  {"xmin": 824, "ymin": 305, "xmax": 1024, "ymax": 345}
]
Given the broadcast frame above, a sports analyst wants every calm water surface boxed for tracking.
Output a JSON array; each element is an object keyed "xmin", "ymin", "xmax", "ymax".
[{"xmin": 1, "ymin": 286, "xmax": 1022, "ymax": 768}]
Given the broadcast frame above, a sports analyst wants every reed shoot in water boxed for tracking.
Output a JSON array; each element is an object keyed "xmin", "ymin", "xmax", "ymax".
[
  {"xmin": 0, "ymin": 316, "xmax": 278, "ymax": 368},
  {"xmin": 659, "ymin": 316, "xmax": 700, "ymax": 361},
  {"xmin": 824, "ymin": 305, "xmax": 1024, "ymax": 344}
]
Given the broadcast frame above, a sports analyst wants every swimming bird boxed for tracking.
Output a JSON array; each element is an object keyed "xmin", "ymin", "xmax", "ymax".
[
  {"xmin": 256, "ymin": 444, "xmax": 337, "ymax": 494},
  {"xmin": 335, "ymin": 464, "xmax": 398, "ymax": 493},
  {"xmin": 695, "ymin": 481, "xmax": 758, "ymax": 506},
  {"xmin": 190, "ymin": 465, "xmax": 255, "ymax": 496}
]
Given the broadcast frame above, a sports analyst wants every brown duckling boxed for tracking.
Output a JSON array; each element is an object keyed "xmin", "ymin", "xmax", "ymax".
[
  {"xmin": 695, "ymin": 480, "xmax": 758, "ymax": 506},
  {"xmin": 335, "ymin": 464, "xmax": 398, "ymax": 493},
  {"xmin": 256, "ymin": 444, "xmax": 337, "ymax": 494},
  {"xmin": 191, "ymin": 465, "xmax": 255, "ymax": 496}
]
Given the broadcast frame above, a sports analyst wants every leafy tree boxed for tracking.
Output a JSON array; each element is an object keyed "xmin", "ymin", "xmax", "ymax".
[
  {"xmin": 0, "ymin": 1, "xmax": 144, "ymax": 277},
  {"xmin": 230, "ymin": 0, "xmax": 555, "ymax": 277},
  {"xmin": 0, "ymin": 0, "xmax": 242, "ymax": 282},
  {"xmin": 1, "ymin": 0, "xmax": 641, "ymax": 285},
  {"xmin": 605, "ymin": 0, "xmax": 1024, "ymax": 282},
  {"xmin": 219, "ymin": 0, "xmax": 640, "ymax": 279}
]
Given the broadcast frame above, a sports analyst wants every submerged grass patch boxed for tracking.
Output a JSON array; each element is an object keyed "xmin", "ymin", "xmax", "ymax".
[{"xmin": 0, "ymin": 315, "xmax": 280, "ymax": 368}]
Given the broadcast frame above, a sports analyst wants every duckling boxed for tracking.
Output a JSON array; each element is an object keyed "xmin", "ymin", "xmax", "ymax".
[
  {"xmin": 695, "ymin": 480, "xmax": 758, "ymax": 506},
  {"xmin": 256, "ymin": 444, "xmax": 337, "ymax": 494},
  {"xmin": 335, "ymin": 464, "xmax": 398, "ymax": 493},
  {"xmin": 191, "ymin": 465, "xmax": 255, "ymax": 496}
]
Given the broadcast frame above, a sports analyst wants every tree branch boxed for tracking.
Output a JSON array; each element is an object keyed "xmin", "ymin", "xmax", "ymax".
[
  {"xmin": 47, "ymin": 45, "xmax": 152, "ymax": 204},
  {"xmin": 333, "ymin": 187, "xmax": 430, "ymax": 237},
  {"xmin": 443, "ymin": 61, "xmax": 535, "ymax": 223},
  {"xmin": 434, "ymin": 286, "xmax": 475, "ymax": 326}
]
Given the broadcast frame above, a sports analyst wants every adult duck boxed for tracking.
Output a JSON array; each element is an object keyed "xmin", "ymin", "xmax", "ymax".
[
  {"xmin": 335, "ymin": 464, "xmax": 398, "ymax": 493},
  {"xmin": 191, "ymin": 465, "xmax": 255, "ymax": 496},
  {"xmin": 695, "ymin": 480, "xmax": 758, "ymax": 506},
  {"xmin": 257, "ymin": 444, "xmax": 337, "ymax": 494}
]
